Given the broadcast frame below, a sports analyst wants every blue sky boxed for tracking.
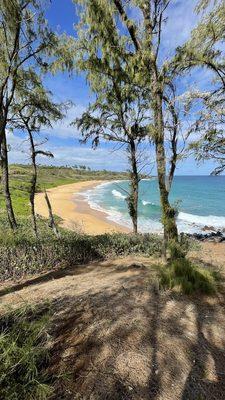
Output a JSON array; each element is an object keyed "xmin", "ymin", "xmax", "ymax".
[{"xmin": 8, "ymin": 0, "xmax": 218, "ymax": 174}]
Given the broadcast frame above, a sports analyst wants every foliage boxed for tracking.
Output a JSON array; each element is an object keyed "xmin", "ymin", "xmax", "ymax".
[
  {"xmin": 73, "ymin": 0, "xmax": 192, "ymax": 243},
  {"xmin": 0, "ymin": 217, "xmax": 162, "ymax": 281},
  {"xmin": 176, "ymin": 0, "xmax": 225, "ymax": 175},
  {"xmin": 189, "ymin": 128, "xmax": 225, "ymax": 175},
  {"xmin": 95, "ymin": 232, "xmax": 162, "ymax": 258},
  {"xmin": 159, "ymin": 257, "xmax": 220, "ymax": 295},
  {"xmin": 168, "ymin": 235, "xmax": 193, "ymax": 260},
  {"xmin": 0, "ymin": 303, "xmax": 52, "ymax": 400},
  {"xmin": 0, "ymin": 0, "xmax": 74, "ymax": 114},
  {"xmin": 0, "ymin": 0, "xmax": 74, "ymax": 231}
]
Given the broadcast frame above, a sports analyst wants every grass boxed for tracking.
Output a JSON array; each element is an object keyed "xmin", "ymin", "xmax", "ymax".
[
  {"xmin": 159, "ymin": 257, "xmax": 220, "ymax": 295},
  {"xmin": 0, "ymin": 303, "xmax": 53, "ymax": 400},
  {"xmin": 0, "ymin": 164, "xmax": 131, "ymax": 217}
]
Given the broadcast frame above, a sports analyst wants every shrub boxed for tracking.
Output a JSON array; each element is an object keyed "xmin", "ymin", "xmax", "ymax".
[
  {"xmin": 0, "ymin": 304, "xmax": 52, "ymax": 400},
  {"xmin": 168, "ymin": 235, "xmax": 194, "ymax": 261},
  {"xmin": 96, "ymin": 232, "xmax": 162, "ymax": 258},
  {"xmin": 159, "ymin": 257, "xmax": 220, "ymax": 295},
  {"xmin": 0, "ymin": 218, "xmax": 163, "ymax": 281}
]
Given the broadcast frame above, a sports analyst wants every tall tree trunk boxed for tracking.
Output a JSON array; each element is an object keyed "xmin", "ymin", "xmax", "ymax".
[
  {"xmin": 27, "ymin": 128, "xmax": 38, "ymax": 237},
  {"xmin": 153, "ymin": 91, "xmax": 178, "ymax": 247},
  {"xmin": 1, "ymin": 130, "xmax": 17, "ymax": 230},
  {"xmin": 0, "ymin": 110, "xmax": 5, "ymax": 155},
  {"xmin": 128, "ymin": 139, "xmax": 139, "ymax": 234},
  {"xmin": 44, "ymin": 190, "xmax": 60, "ymax": 238},
  {"xmin": 30, "ymin": 160, "xmax": 38, "ymax": 237}
]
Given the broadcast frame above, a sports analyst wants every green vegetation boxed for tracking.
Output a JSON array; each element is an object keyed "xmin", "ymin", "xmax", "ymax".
[
  {"xmin": 159, "ymin": 257, "xmax": 220, "ymax": 295},
  {"xmin": 0, "ymin": 1, "xmax": 224, "ymax": 398},
  {"xmin": 0, "ymin": 216, "xmax": 162, "ymax": 281},
  {"xmin": 0, "ymin": 164, "xmax": 130, "ymax": 217},
  {"xmin": 0, "ymin": 304, "xmax": 52, "ymax": 400},
  {"xmin": 0, "ymin": 164, "xmax": 158, "ymax": 283}
]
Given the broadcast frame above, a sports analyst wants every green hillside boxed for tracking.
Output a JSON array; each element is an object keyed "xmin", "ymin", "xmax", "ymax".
[{"xmin": 0, "ymin": 164, "xmax": 130, "ymax": 217}]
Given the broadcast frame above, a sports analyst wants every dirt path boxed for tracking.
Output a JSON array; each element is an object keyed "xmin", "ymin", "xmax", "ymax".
[{"xmin": 1, "ymin": 254, "xmax": 225, "ymax": 400}]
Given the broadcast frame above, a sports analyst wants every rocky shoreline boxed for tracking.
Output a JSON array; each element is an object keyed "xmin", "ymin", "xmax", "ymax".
[{"xmin": 184, "ymin": 230, "xmax": 225, "ymax": 243}]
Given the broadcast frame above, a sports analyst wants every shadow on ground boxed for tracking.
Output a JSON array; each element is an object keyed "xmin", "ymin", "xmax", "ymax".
[
  {"xmin": 44, "ymin": 267, "xmax": 225, "ymax": 399},
  {"xmin": 0, "ymin": 263, "xmax": 99, "ymax": 297},
  {"xmin": 1, "ymin": 259, "xmax": 225, "ymax": 399}
]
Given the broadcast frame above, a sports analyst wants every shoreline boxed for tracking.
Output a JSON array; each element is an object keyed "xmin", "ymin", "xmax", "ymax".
[
  {"xmin": 35, "ymin": 180, "xmax": 225, "ymax": 237},
  {"xmin": 35, "ymin": 180, "xmax": 130, "ymax": 235}
]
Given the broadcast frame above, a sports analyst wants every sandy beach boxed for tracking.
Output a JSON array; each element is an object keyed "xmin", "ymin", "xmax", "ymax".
[
  {"xmin": 35, "ymin": 180, "xmax": 225, "ymax": 263},
  {"xmin": 35, "ymin": 180, "xmax": 129, "ymax": 235}
]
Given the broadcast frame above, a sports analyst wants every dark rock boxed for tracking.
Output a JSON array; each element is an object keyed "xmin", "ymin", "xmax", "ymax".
[
  {"xmin": 181, "ymin": 230, "xmax": 225, "ymax": 243},
  {"xmin": 202, "ymin": 225, "xmax": 216, "ymax": 232}
]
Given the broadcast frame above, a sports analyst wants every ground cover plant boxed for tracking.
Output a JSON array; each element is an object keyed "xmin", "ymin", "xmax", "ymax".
[
  {"xmin": 159, "ymin": 257, "xmax": 220, "ymax": 295},
  {"xmin": 0, "ymin": 303, "xmax": 53, "ymax": 400},
  {"xmin": 0, "ymin": 215, "xmax": 162, "ymax": 281}
]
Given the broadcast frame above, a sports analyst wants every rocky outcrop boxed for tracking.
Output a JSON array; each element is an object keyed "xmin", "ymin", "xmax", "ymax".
[{"xmin": 184, "ymin": 230, "xmax": 225, "ymax": 242}]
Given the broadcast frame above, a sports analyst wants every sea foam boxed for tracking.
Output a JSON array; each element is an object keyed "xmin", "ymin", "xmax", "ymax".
[
  {"xmin": 79, "ymin": 179, "xmax": 225, "ymax": 234},
  {"xmin": 178, "ymin": 212, "xmax": 225, "ymax": 229},
  {"xmin": 112, "ymin": 189, "xmax": 126, "ymax": 200}
]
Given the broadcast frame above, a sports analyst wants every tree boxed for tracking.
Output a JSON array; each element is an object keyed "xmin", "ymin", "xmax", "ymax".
[
  {"xmin": 73, "ymin": 0, "xmax": 187, "ymax": 251},
  {"xmin": 190, "ymin": 128, "xmax": 225, "ymax": 175},
  {"xmin": 176, "ymin": 0, "xmax": 225, "ymax": 175},
  {"xmin": 76, "ymin": 85, "xmax": 150, "ymax": 234},
  {"xmin": 111, "ymin": 0, "xmax": 182, "ymax": 245},
  {"xmin": 0, "ymin": 0, "xmax": 74, "ymax": 229},
  {"xmin": 0, "ymin": 128, "xmax": 17, "ymax": 229},
  {"xmin": 0, "ymin": 0, "xmax": 54, "ymax": 228},
  {"xmin": 74, "ymin": 5, "xmax": 152, "ymax": 233},
  {"xmin": 10, "ymin": 71, "xmax": 64, "ymax": 236}
]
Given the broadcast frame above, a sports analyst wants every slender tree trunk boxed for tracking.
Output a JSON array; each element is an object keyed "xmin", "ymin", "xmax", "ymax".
[
  {"xmin": 0, "ymin": 110, "xmax": 5, "ymax": 155},
  {"xmin": 44, "ymin": 190, "xmax": 60, "ymax": 238},
  {"xmin": 1, "ymin": 129, "xmax": 17, "ymax": 230},
  {"xmin": 30, "ymin": 160, "xmax": 38, "ymax": 237},
  {"xmin": 129, "ymin": 139, "xmax": 139, "ymax": 234},
  {"xmin": 153, "ymin": 90, "xmax": 178, "ymax": 247},
  {"xmin": 27, "ymin": 128, "xmax": 38, "ymax": 237}
]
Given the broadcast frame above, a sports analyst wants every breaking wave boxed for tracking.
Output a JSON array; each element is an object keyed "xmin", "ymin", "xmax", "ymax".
[{"xmin": 112, "ymin": 189, "xmax": 126, "ymax": 200}]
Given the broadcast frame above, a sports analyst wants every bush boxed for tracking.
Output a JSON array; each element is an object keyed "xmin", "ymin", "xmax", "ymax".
[
  {"xmin": 0, "ymin": 304, "xmax": 52, "ymax": 400},
  {"xmin": 168, "ymin": 235, "xmax": 194, "ymax": 260},
  {"xmin": 95, "ymin": 232, "xmax": 162, "ymax": 258},
  {"xmin": 159, "ymin": 257, "xmax": 220, "ymax": 295},
  {"xmin": 0, "ymin": 218, "xmax": 163, "ymax": 281}
]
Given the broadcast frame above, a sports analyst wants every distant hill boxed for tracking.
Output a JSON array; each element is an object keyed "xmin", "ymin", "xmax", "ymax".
[{"xmin": 0, "ymin": 164, "xmax": 131, "ymax": 217}]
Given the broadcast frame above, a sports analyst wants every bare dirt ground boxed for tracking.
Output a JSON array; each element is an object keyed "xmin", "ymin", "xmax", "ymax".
[{"xmin": 1, "ymin": 244, "xmax": 225, "ymax": 400}]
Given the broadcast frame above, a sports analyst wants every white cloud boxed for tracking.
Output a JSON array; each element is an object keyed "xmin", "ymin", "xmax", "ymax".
[
  {"xmin": 44, "ymin": 104, "xmax": 86, "ymax": 139},
  {"xmin": 48, "ymin": 144, "xmax": 129, "ymax": 170},
  {"xmin": 7, "ymin": 130, "xmax": 217, "ymax": 175},
  {"xmin": 7, "ymin": 132, "xmax": 129, "ymax": 171}
]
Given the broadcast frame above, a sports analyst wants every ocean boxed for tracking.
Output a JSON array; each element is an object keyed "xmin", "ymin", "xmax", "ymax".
[{"xmin": 81, "ymin": 176, "xmax": 225, "ymax": 234}]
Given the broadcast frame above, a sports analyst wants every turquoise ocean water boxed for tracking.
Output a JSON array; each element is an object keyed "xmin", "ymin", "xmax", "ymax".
[{"xmin": 81, "ymin": 176, "xmax": 225, "ymax": 234}]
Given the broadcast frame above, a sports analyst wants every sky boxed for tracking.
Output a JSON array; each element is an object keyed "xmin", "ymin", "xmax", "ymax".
[{"xmin": 8, "ymin": 0, "xmax": 219, "ymax": 174}]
